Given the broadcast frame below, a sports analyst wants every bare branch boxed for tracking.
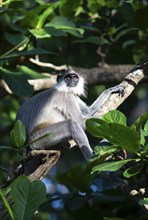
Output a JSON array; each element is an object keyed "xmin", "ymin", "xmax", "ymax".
[
  {"xmin": 28, "ymin": 74, "xmax": 57, "ymax": 91},
  {"xmin": 29, "ymin": 56, "xmax": 67, "ymax": 71},
  {"xmin": 1, "ymin": 63, "xmax": 147, "ymax": 98},
  {"xmin": 94, "ymin": 58, "xmax": 148, "ymax": 117},
  {"xmin": 28, "ymin": 150, "xmax": 61, "ymax": 181}
]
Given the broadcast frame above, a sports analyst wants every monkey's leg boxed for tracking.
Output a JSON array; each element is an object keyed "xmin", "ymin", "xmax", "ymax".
[{"xmin": 30, "ymin": 120, "xmax": 93, "ymax": 160}]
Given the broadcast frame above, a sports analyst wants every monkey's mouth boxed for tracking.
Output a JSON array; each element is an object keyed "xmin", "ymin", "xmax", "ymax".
[{"xmin": 67, "ymin": 82, "xmax": 78, "ymax": 87}]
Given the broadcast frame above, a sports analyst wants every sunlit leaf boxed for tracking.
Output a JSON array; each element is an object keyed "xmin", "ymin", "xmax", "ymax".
[
  {"xmin": 123, "ymin": 163, "xmax": 143, "ymax": 178},
  {"xmin": 102, "ymin": 110, "xmax": 127, "ymax": 125},
  {"xmin": 17, "ymin": 65, "xmax": 48, "ymax": 79},
  {"xmin": 30, "ymin": 27, "xmax": 67, "ymax": 38},
  {"xmin": 36, "ymin": 2, "xmax": 60, "ymax": 29},
  {"xmin": 29, "ymin": 29, "xmax": 51, "ymax": 38},
  {"xmin": 86, "ymin": 120, "xmax": 140, "ymax": 153},
  {"xmin": 91, "ymin": 159, "xmax": 133, "ymax": 174},
  {"xmin": 94, "ymin": 145, "xmax": 118, "ymax": 156},
  {"xmin": 139, "ymin": 198, "xmax": 148, "ymax": 206}
]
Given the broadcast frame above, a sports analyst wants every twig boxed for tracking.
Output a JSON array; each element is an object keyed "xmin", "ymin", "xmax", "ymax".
[{"xmin": 29, "ymin": 55, "xmax": 67, "ymax": 71}]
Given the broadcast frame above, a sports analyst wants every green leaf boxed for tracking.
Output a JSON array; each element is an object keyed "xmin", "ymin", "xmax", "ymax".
[
  {"xmin": 10, "ymin": 120, "xmax": 26, "ymax": 148},
  {"xmin": 91, "ymin": 159, "xmax": 133, "ymax": 174},
  {"xmin": 86, "ymin": 118, "xmax": 106, "ymax": 128},
  {"xmin": 29, "ymin": 28, "xmax": 51, "ymax": 39},
  {"xmin": 141, "ymin": 143, "xmax": 148, "ymax": 157},
  {"xmin": 0, "ymin": 67, "xmax": 34, "ymax": 97},
  {"xmin": 59, "ymin": 0, "xmax": 80, "ymax": 17},
  {"xmin": 140, "ymin": 120, "xmax": 148, "ymax": 145},
  {"xmin": 36, "ymin": 2, "xmax": 60, "ymax": 29},
  {"xmin": 46, "ymin": 16, "xmax": 84, "ymax": 37},
  {"xmin": 4, "ymin": 32, "xmax": 27, "ymax": 46},
  {"xmin": 48, "ymin": 15, "xmax": 76, "ymax": 28},
  {"xmin": 86, "ymin": 121, "xmax": 141, "ymax": 153},
  {"xmin": 123, "ymin": 163, "xmax": 143, "ymax": 178},
  {"xmin": 17, "ymin": 65, "xmax": 48, "ymax": 80},
  {"xmin": 139, "ymin": 198, "xmax": 148, "ymax": 206},
  {"xmin": 94, "ymin": 145, "xmax": 118, "ymax": 156},
  {"xmin": 11, "ymin": 176, "xmax": 46, "ymax": 220},
  {"xmin": 0, "ymin": 188, "xmax": 15, "ymax": 220},
  {"xmin": 74, "ymin": 36, "xmax": 99, "ymax": 44},
  {"xmin": 30, "ymin": 27, "xmax": 67, "ymax": 38},
  {"xmin": 131, "ymin": 112, "xmax": 148, "ymax": 131},
  {"xmin": 91, "ymin": 144, "xmax": 118, "ymax": 162},
  {"xmin": 1, "ymin": 48, "xmax": 51, "ymax": 59},
  {"xmin": 44, "ymin": 26, "xmax": 67, "ymax": 37},
  {"xmin": 115, "ymin": 27, "xmax": 137, "ymax": 41},
  {"xmin": 102, "ymin": 110, "xmax": 127, "ymax": 125}
]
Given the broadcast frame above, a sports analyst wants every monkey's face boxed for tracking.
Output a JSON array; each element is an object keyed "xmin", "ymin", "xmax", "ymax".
[
  {"xmin": 56, "ymin": 66, "xmax": 86, "ymax": 96},
  {"xmin": 64, "ymin": 73, "xmax": 79, "ymax": 87}
]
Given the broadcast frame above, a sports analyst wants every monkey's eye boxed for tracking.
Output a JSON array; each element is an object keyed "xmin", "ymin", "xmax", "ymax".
[
  {"xmin": 64, "ymin": 75, "xmax": 71, "ymax": 82},
  {"xmin": 73, "ymin": 75, "xmax": 79, "ymax": 81}
]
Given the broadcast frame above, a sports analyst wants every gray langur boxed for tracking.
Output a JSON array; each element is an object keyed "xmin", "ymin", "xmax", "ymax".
[{"xmin": 16, "ymin": 66, "xmax": 124, "ymax": 161}]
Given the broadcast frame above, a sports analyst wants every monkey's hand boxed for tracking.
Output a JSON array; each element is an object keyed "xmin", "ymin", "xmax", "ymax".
[{"xmin": 109, "ymin": 85, "xmax": 125, "ymax": 97}]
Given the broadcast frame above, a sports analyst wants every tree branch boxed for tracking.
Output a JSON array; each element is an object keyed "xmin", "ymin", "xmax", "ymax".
[
  {"xmin": 94, "ymin": 58, "xmax": 148, "ymax": 117},
  {"xmin": 22, "ymin": 58, "xmax": 148, "ymax": 181},
  {"xmin": 0, "ymin": 63, "xmax": 148, "ymax": 97},
  {"xmin": 29, "ymin": 56, "xmax": 67, "ymax": 71},
  {"xmin": 29, "ymin": 64, "xmax": 147, "ymax": 90}
]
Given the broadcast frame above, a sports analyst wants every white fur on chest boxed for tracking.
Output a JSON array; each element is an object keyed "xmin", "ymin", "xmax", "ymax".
[{"xmin": 35, "ymin": 91, "xmax": 82, "ymax": 127}]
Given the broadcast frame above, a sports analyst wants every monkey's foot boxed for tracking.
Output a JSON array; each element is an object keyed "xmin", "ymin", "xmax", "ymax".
[{"xmin": 31, "ymin": 149, "xmax": 60, "ymax": 163}]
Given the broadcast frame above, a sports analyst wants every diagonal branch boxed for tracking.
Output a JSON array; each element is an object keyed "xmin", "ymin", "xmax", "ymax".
[
  {"xmin": 24, "ymin": 57, "xmax": 148, "ymax": 181},
  {"xmin": 94, "ymin": 57, "xmax": 148, "ymax": 117}
]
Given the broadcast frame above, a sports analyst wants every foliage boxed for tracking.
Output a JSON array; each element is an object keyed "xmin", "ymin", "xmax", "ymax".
[
  {"xmin": 11, "ymin": 176, "xmax": 46, "ymax": 220},
  {"xmin": 0, "ymin": 0, "xmax": 148, "ymax": 220},
  {"xmin": 1, "ymin": 111, "xmax": 148, "ymax": 219},
  {"xmin": 86, "ymin": 110, "xmax": 148, "ymax": 177},
  {"xmin": 0, "ymin": 176, "xmax": 46, "ymax": 220}
]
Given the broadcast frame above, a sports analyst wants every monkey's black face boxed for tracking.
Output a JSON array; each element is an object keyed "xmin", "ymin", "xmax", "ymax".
[{"xmin": 64, "ymin": 73, "xmax": 79, "ymax": 87}]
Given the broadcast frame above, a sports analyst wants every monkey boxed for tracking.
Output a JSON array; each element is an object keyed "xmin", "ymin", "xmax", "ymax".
[{"xmin": 16, "ymin": 66, "xmax": 124, "ymax": 161}]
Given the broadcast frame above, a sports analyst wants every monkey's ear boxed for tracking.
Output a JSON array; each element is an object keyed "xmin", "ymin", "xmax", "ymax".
[{"xmin": 56, "ymin": 73, "xmax": 63, "ymax": 82}]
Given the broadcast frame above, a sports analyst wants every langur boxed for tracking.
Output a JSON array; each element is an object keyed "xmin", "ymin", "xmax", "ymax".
[{"xmin": 16, "ymin": 66, "xmax": 124, "ymax": 160}]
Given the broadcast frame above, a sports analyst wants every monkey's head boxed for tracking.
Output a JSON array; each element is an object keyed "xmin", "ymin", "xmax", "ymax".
[{"xmin": 56, "ymin": 66, "xmax": 86, "ymax": 96}]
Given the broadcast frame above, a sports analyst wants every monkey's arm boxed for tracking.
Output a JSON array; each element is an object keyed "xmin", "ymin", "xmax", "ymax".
[
  {"xmin": 77, "ymin": 85, "xmax": 124, "ymax": 117},
  {"xmin": 89, "ymin": 85, "xmax": 124, "ymax": 116}
]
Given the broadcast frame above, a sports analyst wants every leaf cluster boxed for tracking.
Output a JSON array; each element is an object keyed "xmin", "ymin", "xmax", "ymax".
[{"xmin": 86, "ymin": 110, "xmax": 148, "ymax": 179}]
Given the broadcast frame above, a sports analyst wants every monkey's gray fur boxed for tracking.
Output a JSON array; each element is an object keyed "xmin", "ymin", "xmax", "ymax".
[{"xmin": 17, "ymin": 66, "xmax": 124, "ymax": 161}]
